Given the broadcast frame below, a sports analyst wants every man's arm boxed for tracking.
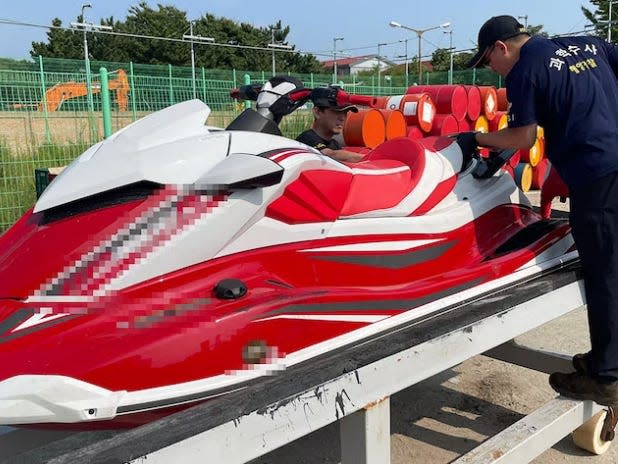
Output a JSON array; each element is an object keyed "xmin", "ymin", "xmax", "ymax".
[
  {"xmin": 320, "ymin": 147, "xmax": 364, "ymax": 162},
  {"xmin": 476, "ymin": 124, "xmax": 537, "ymax": 150}
]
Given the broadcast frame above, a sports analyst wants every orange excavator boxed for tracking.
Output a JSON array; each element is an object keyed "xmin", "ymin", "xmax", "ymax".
[{"xmin": 38, "ymin": 69, "xmax": 130, "ymax": 112}]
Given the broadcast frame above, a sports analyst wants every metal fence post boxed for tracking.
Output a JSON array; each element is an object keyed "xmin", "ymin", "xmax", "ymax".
[
  {"xmin": 232, "ymin": 69, "xmax": 237, "ymax": 87},
  {"xmin": 243, "ymin": 74, "xmax": 251, "ymax": 110},
  {"xmin": 100, "ymin": 67, "xmax": 112, "ymax": 138},
  {"xmin": 310, "ymin": 73, "xmax": 314, "ymax": 88},
  {"xmin": 201, "ymin": 67, "xmax": 207, "ymax": 102},
  {"xmin": 168, "ymin": 64, "xmax": 174, "ymax": 105},
  {"xmin": 38, "ymin": 55, "xmax": 51, "ymax": 144},
  {"xmin": 129, "ymin": 61, "xmax": 137, "ymax": 121}
]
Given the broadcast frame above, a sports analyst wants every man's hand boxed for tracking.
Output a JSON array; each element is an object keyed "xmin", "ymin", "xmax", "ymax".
[{"xmin": 454, "ymin": 132, "xmax": 479, "ymax": 157}]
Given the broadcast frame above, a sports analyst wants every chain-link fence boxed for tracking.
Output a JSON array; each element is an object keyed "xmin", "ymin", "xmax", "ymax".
[{"xmin": 0, "ymin": 56, "xmax": 501, "ymax": 231}]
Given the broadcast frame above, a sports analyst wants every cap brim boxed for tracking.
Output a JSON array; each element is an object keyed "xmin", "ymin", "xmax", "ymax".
[
  {"xmin": 334, "ymin": 105, "xmax": 358, "ymax": 113},
  {"xmin": 467, "ymin": 46, "xmax": 489, "ymax": 69}
]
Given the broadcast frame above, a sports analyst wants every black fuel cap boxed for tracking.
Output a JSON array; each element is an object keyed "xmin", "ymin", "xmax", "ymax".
[{"xmin": 214, "ymin": 279, "xmax": 248, "ymax": 299}]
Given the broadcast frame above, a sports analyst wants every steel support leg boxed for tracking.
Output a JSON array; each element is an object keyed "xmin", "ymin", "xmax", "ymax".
[{"xmin": 340, "ymin": 397, "xmax": 390, "ymax": 464}]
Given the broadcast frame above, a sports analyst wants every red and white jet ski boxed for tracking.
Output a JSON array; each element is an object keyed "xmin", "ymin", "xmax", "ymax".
[{"xmin": 0, "ymin": 77, "xmax": 575, "ymax": 428}]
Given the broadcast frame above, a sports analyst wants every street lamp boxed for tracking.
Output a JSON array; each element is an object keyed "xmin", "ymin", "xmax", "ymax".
[
  {"xmin": 70, "ymin": 4, "xmax": 112, "ymax": 114},
  {"xmin": 332, "ymin": 37, "xmax": 344, "ymax": 84},
  {"xmin": 390, "ymin": 20, "xmax": 450, "ymax": 83},
  {"xmin": 444, "ymin": 27, "xmax": 453, "ymax": 85},
  {"xmin": 183, "ymin": 28, "xmax": 215, "ymax": 99},
  {"xmin": 377, "ymin": 42, "xmax": 387, "ymax": 93}
]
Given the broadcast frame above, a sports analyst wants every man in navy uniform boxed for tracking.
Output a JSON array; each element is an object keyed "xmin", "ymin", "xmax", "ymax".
[{"xmin": 458, "ymin": 15, "xmax": 618, "ymax": 404}]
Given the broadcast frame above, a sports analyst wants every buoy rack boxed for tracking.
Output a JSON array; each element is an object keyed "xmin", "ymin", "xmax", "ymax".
[{"xmin": 2, "ymin": 259, "xmax": 613, "ymax": 464}]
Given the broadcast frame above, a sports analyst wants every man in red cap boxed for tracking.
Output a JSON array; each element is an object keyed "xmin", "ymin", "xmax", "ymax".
[
  {"xmin": 456, "ymin": 15, "xmax": 618, "ymax": 405},
  {"xmin": 297, "ymin": 86, "xmax": 364, "ymax": 162}
]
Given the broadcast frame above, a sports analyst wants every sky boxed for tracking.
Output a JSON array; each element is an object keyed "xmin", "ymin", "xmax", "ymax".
[{"xmin": 0, "ymin": 0, "xmax": 597, "ymax": 63}]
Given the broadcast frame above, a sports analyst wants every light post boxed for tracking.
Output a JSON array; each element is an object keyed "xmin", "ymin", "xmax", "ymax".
[
  {"xmin": 390, "ymin": 20, "xmax": 450, "ymax": 83},
  {"xmin": 444, "ymin": 27, "xmax": 453, "ymax": 85},
  {"xmin": 182, "ymin": 31, "xmax": 215, "ymax": 98},
  {"xmin": 517, "ymin": 15, "xmax": 529, "ymax": 29},
  {"xmin": 400, "ymin": 39, "xmax": 409, "ymax": 88},
  {"xmin": 70, "ymin": 3, "xmax": 112, "ymax": 114},
  {"xmin": 377, "ymin": 42, "xmax": 387, "ymax": 93},
  {"xmin": 332, "ymin": 37, "xmax": 344, "ymax": 84}
]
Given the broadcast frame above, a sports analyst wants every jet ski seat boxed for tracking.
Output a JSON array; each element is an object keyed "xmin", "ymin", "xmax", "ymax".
[{"xmin": 339, "ymin": 138, "xmax": 426, "ymax": 217}]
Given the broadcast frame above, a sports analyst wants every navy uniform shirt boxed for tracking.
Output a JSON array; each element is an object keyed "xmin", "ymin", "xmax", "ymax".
[
  {"xmin": 296, "ymin": 129, "xmax": 341, "ymax": 151},
  {"xmin": 507, "ymin": 35, "xmax": 618, "ymax": 187}
]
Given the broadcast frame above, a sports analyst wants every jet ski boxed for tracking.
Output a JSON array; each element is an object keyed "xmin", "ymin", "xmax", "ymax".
[{"xmin": 0, "ymin": 76, "xmax": 575, "ymax": 429}]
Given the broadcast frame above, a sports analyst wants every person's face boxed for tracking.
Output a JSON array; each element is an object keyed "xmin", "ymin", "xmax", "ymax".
[
  {"xmin": 314, "ymin": 107, "xmax": 350, "ymax": 136},
  {"xmin": 483, "ymin": 40, "xmax": 515, "ymax": 77}
]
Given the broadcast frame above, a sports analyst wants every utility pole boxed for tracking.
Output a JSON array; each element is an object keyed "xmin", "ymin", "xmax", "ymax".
[
  {"xmin": 332, "ymin": 37, "xmax": 343, "ymax": 84},
  {"xmin": 183, "ymin": 30, "xmax": 215, "ymax": 99},
  {"xmin": 518, "ymin": 15, "xmax": 529, "ymax": 29},
  {"xmin": 377, "ymin": 42, "xmax": 387, "ymax": 93},
  {"xmin": 444, "ymin": 28, "xmax": 453, "ymax": 85}
]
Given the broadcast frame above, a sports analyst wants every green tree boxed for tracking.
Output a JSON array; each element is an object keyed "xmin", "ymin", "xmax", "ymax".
[
  {"xmin": 31, "ymin": 18, "xmax": 83, "ymax": 59},
  {"xmin": 582, "ymin": 0, "xmax": 615, "ymax": 41},
  {"xmin": 29, "ymin": 4, "xmax": 321, "ymax": 73}
]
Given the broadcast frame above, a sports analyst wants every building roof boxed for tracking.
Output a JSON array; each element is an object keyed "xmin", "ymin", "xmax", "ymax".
[{"xmin": 321, "ymin": 54, "xmax": 397, "ymax": 68}]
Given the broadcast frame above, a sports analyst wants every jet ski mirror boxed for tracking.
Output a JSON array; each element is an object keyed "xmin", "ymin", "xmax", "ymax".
[{"xmin": 472, "ymin": 148, "xmax": 517, "ymax": 179}]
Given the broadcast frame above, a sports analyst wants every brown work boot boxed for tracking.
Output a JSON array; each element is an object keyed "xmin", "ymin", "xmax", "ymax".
[
  {"xmin": 549, "ymin": 371, "xmax": 618, "ymax": 406},
  {"xmin": 572, "ymin": 353, "xmax": 589, "ymax": 374}
]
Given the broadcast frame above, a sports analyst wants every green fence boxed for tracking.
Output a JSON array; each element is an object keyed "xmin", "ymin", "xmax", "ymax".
[{"xmin": 0, "ymin": 56, "xmax": 501, "ymax": 231}]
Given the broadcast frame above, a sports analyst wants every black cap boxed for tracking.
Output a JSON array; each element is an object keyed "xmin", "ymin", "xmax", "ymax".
[
  {"xmin": 310, "ymin": 86, "xmax": 358, "ymax": 112},
  {"xmin": 467, "ymin": 15, "xmax": 528, "ymax": 68}
]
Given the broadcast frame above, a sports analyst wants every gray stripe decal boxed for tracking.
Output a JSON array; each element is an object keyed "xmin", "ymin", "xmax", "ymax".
[
  {"xmin": 0, "ymin": 308, "xmax": 80, "ymax": 344},
  {"xmin": 309, "ymin": 241, "xmax": 456, "ymax": 269},
  {"xmin": 39, "ymin": 196, "xmax": 182, "ymax": 296},
  {"xmin": 255, "ymin": 278, "xmax": 484, "ymax": 320},
  {"xmin": 133, "ymin": 298, "xmax": 213, "ymax": 328}
]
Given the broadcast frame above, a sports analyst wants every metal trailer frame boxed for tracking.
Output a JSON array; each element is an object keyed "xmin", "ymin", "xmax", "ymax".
[{"xmin": 2, "ymin": 261, "xmax": 600, "ymax": 464}]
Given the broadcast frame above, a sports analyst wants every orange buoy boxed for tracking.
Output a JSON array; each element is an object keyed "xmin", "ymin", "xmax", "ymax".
[
  {"xmin": 407, "ymin": 85, "xmax": 468, "ymax": 121},
  {"xmin": 520, "ymin": 137, "xmax": 543, "ymax": 167},
  {"xmin": 378, "ymin": 109, "xmax": 407, "ymax": 140},
  {"xmin": 474, "ymin": 115, "xmax": 489, "ymax": 133},
  {"xmin": 463, "ymin": 85, "xmax": 482, "ymax": 121},
  {"xmin": 407, "ymin": 125, "xmax": 424, "ymax": 140},
  {"xmin": 488, "ymin": 111, "xmax": 508, "ymax": 132},
  {"xmin": 478, "ymin": 86, "xmax": 498, "ymax": 121},
  {"xmin": 496, "ymin": 87, "xmax": 509, "ymax": 111},
  {"xmin": 429, "ymin": 114, "xmax": 458, "ymax": 136},
  {"xmin": 515, "ymin": 163, "xmax": 533, "ymax": 192},
  {"xmin": 381, "ymin": 94, "xmax": 435, "ymax": 133},
  {"xmin": 343, "ymin": 109, "xmax": 386, "ymax": 149},
  {"xmin": 531, "ymin": 157, "xmax": 551, "ymax": 190}
]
